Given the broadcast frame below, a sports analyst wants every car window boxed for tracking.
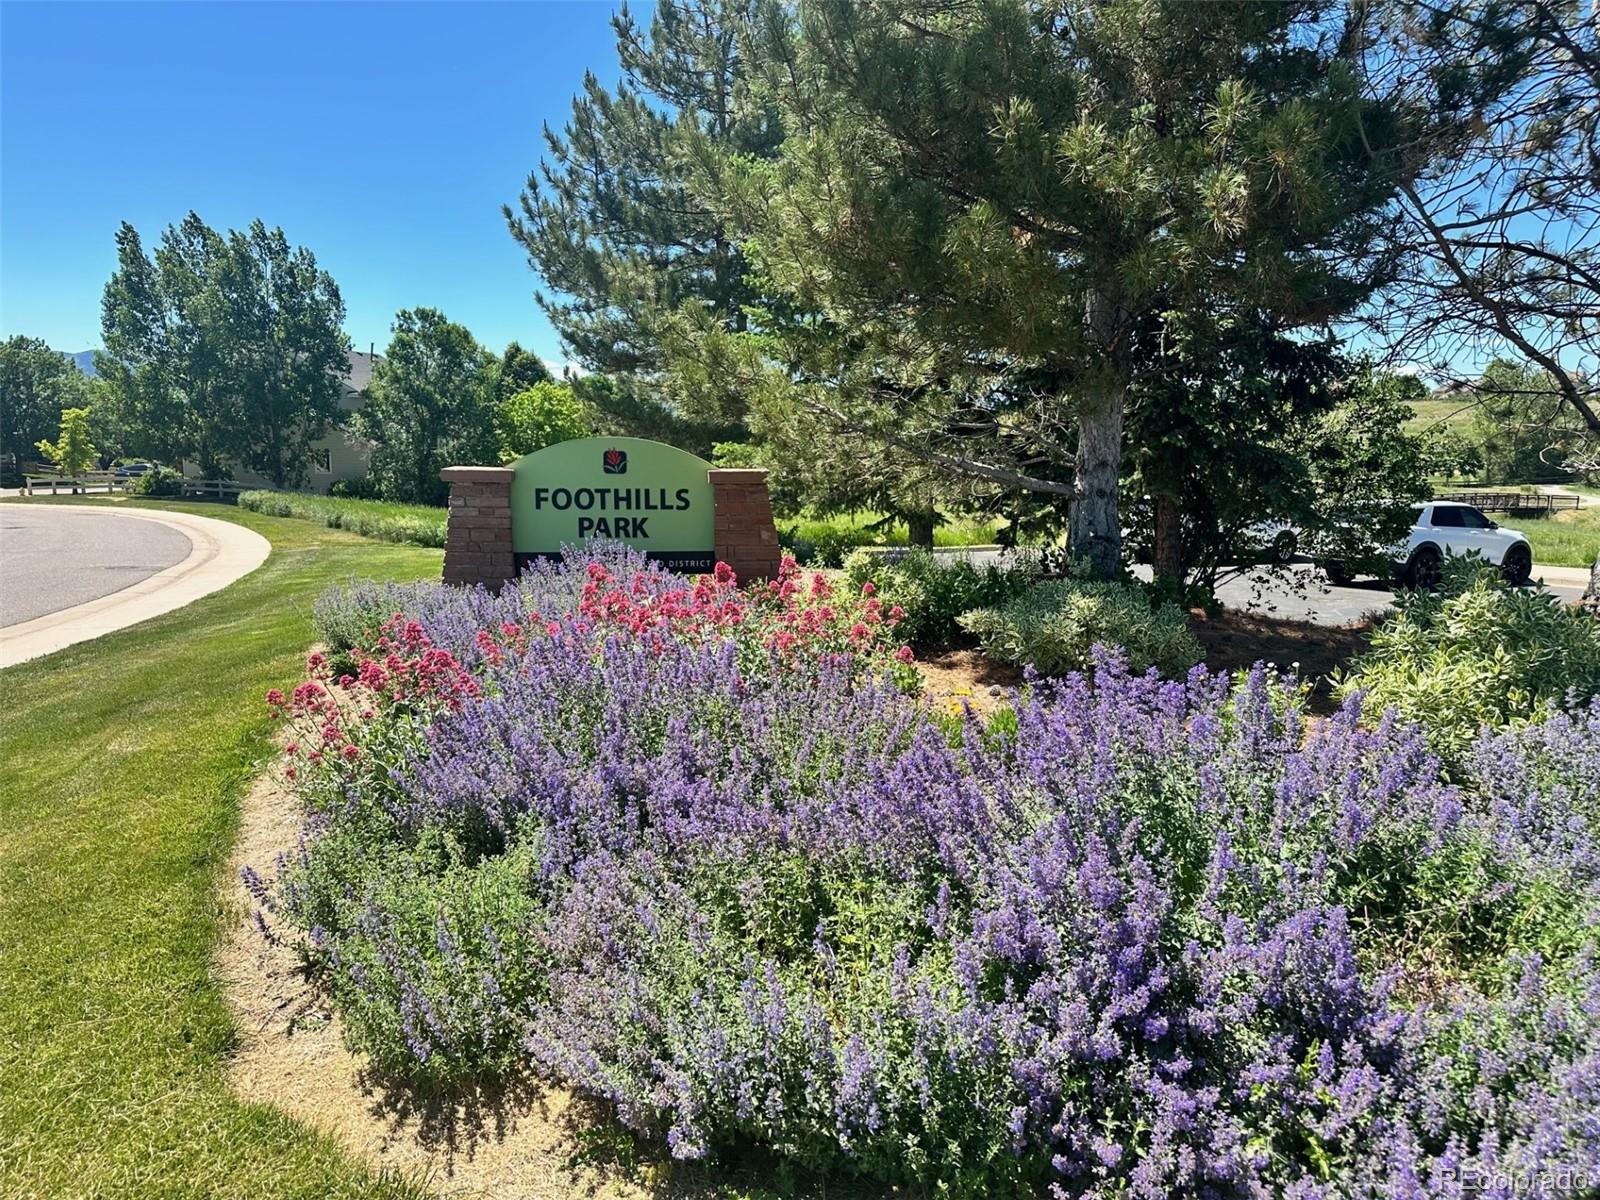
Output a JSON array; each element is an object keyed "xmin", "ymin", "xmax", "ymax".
[
  {"xmin": 1429, "ymin": 506, "xmax": 1464, "ymax": 528},
  {"xmin": 1459, "ymin": 507, "xmax": 1493, "ymax": 529}
]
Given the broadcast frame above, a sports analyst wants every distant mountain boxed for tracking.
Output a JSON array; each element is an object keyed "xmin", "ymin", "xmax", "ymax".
[{"xmin": 68, "ymin": 350, "xmax": 97, "ymax": 377}]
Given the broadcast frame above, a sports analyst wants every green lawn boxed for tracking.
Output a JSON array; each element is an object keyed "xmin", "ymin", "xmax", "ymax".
[
  {"xmin": 1497, "ymin": 505, "xmax": 1600, "ymax": 568},
  {"xmin": 1405, "ymin": 394, "xmax": 1481, "ymax": 439},
  {"xmin": 0, "ymin": 500, "xmax": 440, "ymax": 1199}
]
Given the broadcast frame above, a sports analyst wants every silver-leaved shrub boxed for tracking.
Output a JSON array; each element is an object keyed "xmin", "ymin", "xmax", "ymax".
[{"xmin": 958, "ymin": 576, "xmax": 1203, "ymax": 676}]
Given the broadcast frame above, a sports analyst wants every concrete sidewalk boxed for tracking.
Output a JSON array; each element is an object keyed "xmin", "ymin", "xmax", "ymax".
[{"xmin": 0, "ymin": 506, "xmax": 270, "ymax": 668}]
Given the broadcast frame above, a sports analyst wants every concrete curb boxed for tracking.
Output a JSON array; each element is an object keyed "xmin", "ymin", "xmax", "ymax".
[
  {"xmin": 0, "ymin": 506, "xmax": 270, "ymax": 669},
  {"xmin": 1533, "ymin": 564, "xmax": 1591, "ymax": 588}
]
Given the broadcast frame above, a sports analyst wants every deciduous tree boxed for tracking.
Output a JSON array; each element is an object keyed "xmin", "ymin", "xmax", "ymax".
[
  {"xmin": 357, "ymin": 309, "xmax": 497, "ymax": 504},
  {"xmin": 35, "ymin": 407, "xmax": 97, "ymax": 477},
  {"xmin": 98, "ymin": 213, "xmax": 349, "ymax": 484},
  {"xmin": 494, "ymin": 341, "xmax": 553, "ymax": 402},
  {"xmin": 1364, "ymin": 0, "xmax": 1598, "ymax": 455},
  {"xmin": 0, "ymin": 337, "xmax": 87, "ymax": 465},
  {"xmin": 495, "ymin": 380, "xmax": 591, "ymax": 460}
]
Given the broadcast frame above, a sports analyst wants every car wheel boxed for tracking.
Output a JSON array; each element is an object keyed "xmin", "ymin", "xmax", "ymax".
[
  {"xmin": 1406, "ymin": 545, "xmax": 1442, "ymax": 590},
  {"xmin": 1323, "ymin": 560, "xmax": 1355, "ymax": 586},
  {"xmin": 1500, "ymin": 542, "xmax": 1532, "ymax": 585},
  {"xmin": 1270, "ymin": 530, "xmax": 1298, "ymax": 564}
]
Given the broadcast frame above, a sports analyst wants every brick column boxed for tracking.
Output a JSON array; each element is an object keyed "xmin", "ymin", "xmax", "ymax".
[
  {"xmin": 709, "ymin": 468, "xmax": 782, "ymax": 582},
  {"xmin": 440, "ymin": 466, "xmax": 516, "ymax": 590}
]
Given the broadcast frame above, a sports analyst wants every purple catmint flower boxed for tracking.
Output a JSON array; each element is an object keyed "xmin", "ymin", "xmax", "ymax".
[{"xmin": 267, "ymin": 548, "xmax": 1600, "ymax": 1194}]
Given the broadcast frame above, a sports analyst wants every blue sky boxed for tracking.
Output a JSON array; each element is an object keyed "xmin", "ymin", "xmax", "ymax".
[{"xmin": 1, "ymin": 1, "xmax": 628, "ymax": 367}]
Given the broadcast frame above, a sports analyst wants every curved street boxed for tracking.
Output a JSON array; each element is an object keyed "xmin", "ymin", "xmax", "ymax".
[
  {"xmin": 0, "ymin": 505, "xmax": 271, "ymax": 666},
  {"xmin": 1, "ymin": 506, "xmax": 194, "ymax": 626}
]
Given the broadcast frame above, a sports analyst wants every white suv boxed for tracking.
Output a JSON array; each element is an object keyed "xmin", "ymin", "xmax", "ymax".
[{"xmin": 1322, "ymin": 501, "xmax": 1532, "ymax": 588}]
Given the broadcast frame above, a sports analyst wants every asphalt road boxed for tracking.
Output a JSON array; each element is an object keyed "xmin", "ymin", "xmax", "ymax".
[
  {"xmin": 0, "ymin": 507, "xmax": 194, "ymax": 627},
  {"xmin": 1211, "ymin": 563, "xmax": 1585, "ymax": 624},
  {"xmin": 943, "ymin": 549, "xmax": 1587, "ymax": 626}
]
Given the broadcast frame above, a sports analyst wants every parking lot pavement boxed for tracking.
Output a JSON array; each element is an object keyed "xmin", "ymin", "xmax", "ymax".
[
  {"xmin": 936, "ymin": 548, "xmax": 1587, "ymax": 627},
  {"xmin": 1211, "ymin": 563, "xmax": 1585, "ymax": 625}
]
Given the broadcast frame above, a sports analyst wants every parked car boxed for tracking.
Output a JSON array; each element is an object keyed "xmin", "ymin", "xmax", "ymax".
[
  {"xmin": 1242, "ymin": 520, "xmax": 1301, "ymax": 564},
  {"xmin": 113, "ymin": 460, "xmax": 156, "ymax": 480},
  {"xmin": 1319, "ymin": 501, "xmax": 1532, "ymax": 588}
]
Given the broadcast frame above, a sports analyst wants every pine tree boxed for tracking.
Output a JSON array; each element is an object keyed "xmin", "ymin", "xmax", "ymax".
[
  {"xmin": 505, "ymin": 0, "xmax": 782, "ymax": 439},
  {"xmin": 699, "ymin": 0, "xmax": 1423, "ymax": 577}
]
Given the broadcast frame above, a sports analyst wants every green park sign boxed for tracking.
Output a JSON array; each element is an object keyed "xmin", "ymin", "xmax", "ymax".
[{"xmin": 508, "ymin": 436, "xmax": 716, "ymax": 570}]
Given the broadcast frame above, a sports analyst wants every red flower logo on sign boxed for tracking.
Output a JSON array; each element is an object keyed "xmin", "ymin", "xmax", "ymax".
[{"xmin": 602, "ymin": 447, "xmax": 627, "ymax": 474}]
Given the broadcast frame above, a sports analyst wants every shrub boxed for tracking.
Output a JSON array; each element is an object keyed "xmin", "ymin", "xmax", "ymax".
[
  {"xmin": 778, "ymin": 521, "xmax": 878, "ymax": 568},
  {"xmin": 958, "ymin": 577, "xmax": 1202, "ymax": 676},
  {"xmin": 260, "ymin": 574, "xmax": 1600, "ymax": 1192},
  {"xmin": 495, "ymin": 381, "xmax": 590, "ymax": 461},
  {"xmin": 843, "ymin": 548, "xmax": 1040, "ymax": 648},
  {"xmin": 129, "ymin": 465, "xmax": 184, "ymax": 497},
  {"xmin": 238, "ymin": 490, "xmax": 447, "ymax": 547},
  {"xmin": 779, "ymin": 513, "xmax": 1004, "ymax": 567},
  {"xmin": 1338, "ymin": 559, "xmax": 1600, "ymax": 763},
  {"xmin": 328, "ymin": 475, "xmax": 382, "ymax": 500}
]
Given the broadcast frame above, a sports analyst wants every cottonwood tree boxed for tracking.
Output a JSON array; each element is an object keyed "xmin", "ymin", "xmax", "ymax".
[
  {"xmin": 1365, "ymin": 0, "xmax": 1598, "ymax": 459},
  {"xmin": 0, "ymin": 337, "xmax": 88, "ymax": 465},
  {"xmin": 218, "ymin": 223, "xmax": 350, "ymax": 488},
  {"xmin": 357, "ymin": 308, "xmax": 498, "ymax": 504},
  {"xmin": 98, "ymin": 213, "xmax": 349, "ymax": 484},
  {"xmin": 683, "ymin": 0, "xmax": 1429, "ymax": 578}
]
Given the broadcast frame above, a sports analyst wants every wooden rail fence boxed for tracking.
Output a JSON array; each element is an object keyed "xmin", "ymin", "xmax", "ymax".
[
  {"xmin": 23, "ymin": 471, "xmax": 123, "ymax": 495},
  {"xmin": 1434, "ymin": 491, "xmax": 1582, "ymax": 515}
]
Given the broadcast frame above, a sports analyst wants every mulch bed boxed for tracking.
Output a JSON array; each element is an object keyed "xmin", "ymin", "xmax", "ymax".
[
  {"xmin": 916, "ymin": 612, "xmax": 1373, "ymax": 717},
  {"xmin": 1189, "ymin": 608, "xmax": 1373, "ymax": 714}
]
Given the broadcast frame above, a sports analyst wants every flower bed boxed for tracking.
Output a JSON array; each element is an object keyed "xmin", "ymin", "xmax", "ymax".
[{"xmin": 256, "ymin": 547, "xmax": 1600, "ymax": 1195}]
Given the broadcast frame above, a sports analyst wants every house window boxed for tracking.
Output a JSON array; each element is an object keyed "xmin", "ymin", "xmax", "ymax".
[{"xmin": 313, "ymin": 448, "xmax": 332, "ymax": 473}]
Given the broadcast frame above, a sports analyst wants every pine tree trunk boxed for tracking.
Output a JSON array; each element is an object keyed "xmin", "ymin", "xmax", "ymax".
[
  {"xmin": 1069, "ymin": 286, "xmax": 1127, "ymax": 579},
  {"xmin": 1153, "ymin": 493, "xmax": 1183, "ymax": 585},
  {"xmin": 907, "ymin": 509, "xmax": 936, "ymax": 550}
]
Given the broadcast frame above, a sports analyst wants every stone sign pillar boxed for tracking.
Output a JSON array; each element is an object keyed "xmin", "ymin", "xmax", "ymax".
[
  {"xmin": 709, "ymin": 468, "xmax": 782, "ymax": 582},
  {"xmin": 441, "ymin": 466, "xmax": 515, "ymax": 589}
]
